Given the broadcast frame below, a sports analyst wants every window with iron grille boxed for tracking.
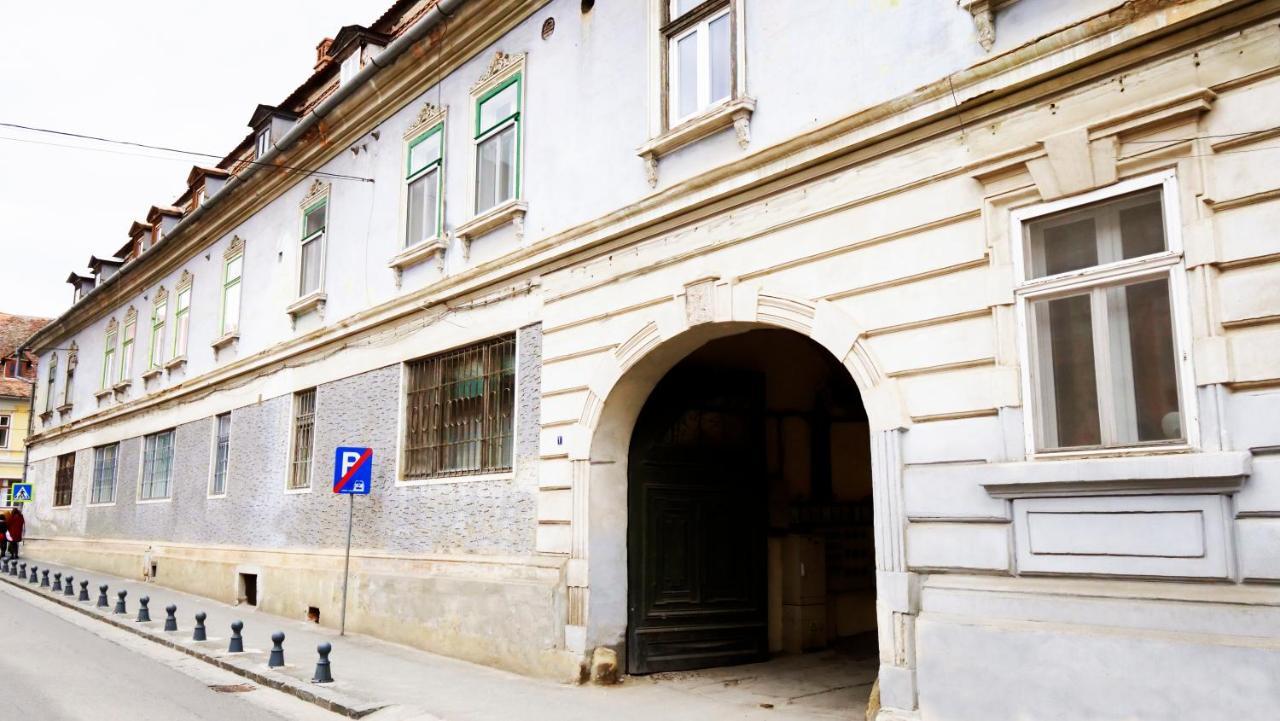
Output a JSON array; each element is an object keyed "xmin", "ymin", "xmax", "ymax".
[
  {"xmin": 91, "ymin": 444, "xmax": 118, "ymax": 504},
  {"xmin": 211, "ymin": 412, "xmax": 231, "ymax": 496},
  {"xmin": 403, "ymin": 335, "xmax": 515, "ymax": 479},
  {"xmin": 54, "ymin": 452, "xmax": 75, "ymax": 507},
  {"xmin": 289, "ymin": 389, "xmax": 316, "ymax": 489},
  {"xmin": 141, "ymin": 429, "xmax": 175, "ymax": 500}
]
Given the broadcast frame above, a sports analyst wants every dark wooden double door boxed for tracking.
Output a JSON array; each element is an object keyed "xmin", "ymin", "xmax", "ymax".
[{"xmin": 627, "ymin": 369, "xmax": 768, "ymax": 674}]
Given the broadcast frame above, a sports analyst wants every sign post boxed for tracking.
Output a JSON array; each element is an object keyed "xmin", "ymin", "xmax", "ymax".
[{"xmin": 333, "ymin": 447, "xmax": 372, "ymax": 636}]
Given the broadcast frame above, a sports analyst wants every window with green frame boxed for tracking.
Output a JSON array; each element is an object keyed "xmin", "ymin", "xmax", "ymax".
[
  {"xmin": 172, "ymin": 285, "xmax": 191, "ymax": 358},
  {"xmin": 221, "ymin": 251, "xmax": 243, "ymax": 336},
  {"xmin": 119, "ymin": 316, "xmax": 136, "ymax": 381},
  {"xmin": 299, "ymin": 200, "xmax": 327, "ymax": 296},
  {"xmin": 474, "ymin": 73, "xmax": 521, "ymax": 213},
  {"xmin": 101, "ymin": 323, "xmax": 117, "ymax": 389},
  {"xmin": 406, "ymin": 123, "xmax": 444, "ymax": 247},
  {"xmin": 149, "ymin": 295, "xmax": 167, "ymax": 369}
]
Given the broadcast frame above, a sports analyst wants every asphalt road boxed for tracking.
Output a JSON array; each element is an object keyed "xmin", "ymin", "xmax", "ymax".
[{"xmin": 0, "ymin": 581, "xmax": 343, "ymax": 721}]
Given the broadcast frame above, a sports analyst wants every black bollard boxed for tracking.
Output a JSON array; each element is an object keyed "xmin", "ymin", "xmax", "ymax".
[
  {"xmin": 228, "ymin": 621, "xmax": 244, "ymax": 653},
  {"xmin": 193, "ymin": 612, "xmax": 207, "ymax": 642},
  {"xmin": 79, "ymin": 580, "xmax": 90, "ymax": 602},
  {"xmin": 28, "ymin": 565, "xmax": 39, "ymax": 584},
  {"xmin": 268, "ymin": 631, "xmax": 286, "ymax": 668},
  {"xmin": 40, "ymin": 569, "xmax": 49, "ymax": 588},
  {"xmin": 64, "ymin": 575, "xmax": 75, "ymax": 597},
  {"xmin": 312, "ymin": 642, "xmax": 334, "ymax": 683},
  {"xmin": 136, "ymin": 596, "xmax": 151, "ymax": 623},
  {"xmin": 97, "ymin": 584, "xmax": 109, "ymax": 608},
  {"xmin": 1, "ymin": 558, "xmax": 7, "ymax": 573},
  {"xmin": 52, "ymin": 572, "xmax": 62, "ymax": 592},
  {"xmin": 17, "ymin": 563, "xmax": 24, "ymax": 579},
  {"xmin": 164, "ymin": 604, "xmax": 177, "ymax": 632},
  {"xmin": 113, "ymin": 589, "xmax": 127, "ymax": 615}
]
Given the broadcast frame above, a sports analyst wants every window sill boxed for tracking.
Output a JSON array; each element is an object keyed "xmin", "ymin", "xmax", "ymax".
[
  {"xmin": 111, "ymin": 380, "xmax": 131, "ymax": 396},
  {"xmin": 396, "ymin": 471, "xmax": 515, "ymax": 487},
  {"xmin": 284, "ymin": 485, "xmax": 313, "ymax": 495},
  {"xmin": 455, "ymin": 199, "xmax": 528, "ymax": 259},
  {"xmin": 164, "ymin": 356, "xmax": 187, "ymax": 372},
  {"xmin": 389, "ymin": 236, "xmax": 447, "ymax": 283},
  {"xmin": 981, "ymin": 450, "xmax": 1250, "ymax": 499},
  {"xmin": 141, "ymin": 367, "xmax": 163, "ymax": 382},
  {"xmin": 93, "ymin": 388, "xmax": 113, "ymax": 402},
  {"xmin": 87, "ymin": 501, "xmax": 117, "ymax": 508},
  {"xmin": 211, "ymin": 332, "xmax": 239, "ymax": 353},
  {"xmin": 55, "ymin": 403, "xmax": 73, "ymax": 416},
  {"xmin": 38, "ymin": 410, "xmax": 53, "ymax": 424},
  {"xmin": 136, "ymin": 497, "xmax": 173, "ymax": 505},
  {"xmin": 286, "ymin": 291, "xmax": 327, "ymax": 323},
  {"xmin": 637, "ymin": 96, "xmax": 756, "ymax": 187}
]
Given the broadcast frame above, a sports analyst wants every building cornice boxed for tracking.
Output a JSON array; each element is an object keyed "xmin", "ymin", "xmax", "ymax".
[{"xmin": 24, "ymin": 0, "xmax": 1273, "ymax": 447}]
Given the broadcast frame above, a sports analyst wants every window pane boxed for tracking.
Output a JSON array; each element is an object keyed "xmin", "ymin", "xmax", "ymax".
[
  {"xmin": 708, "ymin": 13, "xmax": 731, "ymax": 104},
  {"xmin": 496, "ymin": 125, "xmax": 516, "ymax": 206},
  {"xmin": 1026, "ymin": 189, "xmax": 1166, "ymax": 279},
  {"xmin": 1107, "ymin": 277, "xmax": 1182, "ymax": 443},
  {"xmin": 406, "ymin": 168, "xmax": 439, "ymax": 246},
  {"xmin": 672, "ymin": 0, "xmax": 700, "ymax": 17},
  {"xmin": 304, "ymin": 203, "xmax": 327, "ymax": 238},
  {"xmin": 175, "ymin": 311, "xmax": 189, "ymax": 356},
  {"xmin": 477, "ymin": 133, "xmax": 499, "ymax": 212},
  {"xmin": 409, "ymin": 132, "xmax": 442, "ymax": 176},
  {"xmin": 479, "ymin": 82, "xmax": 518, "ymax": 134},
  {"xmin": 1030, "ymin": 217, "xmax": 1098, "ymax": 278},
  {"xmin": 223, "ymin": 281, "xmax": 241, "ymax": 334},
  {"xmin": 1031, "ymin": 292, "xmax": 1101, "ymax": 449},
  {"xmin": 676, "ymin": 32, "xmax": 699, "ymax": 118},
  {"xmin": 300, "ymin": 237, "xmax": 323, "ymax": 295},
  {"xmin": 1119, "ymin": 194, "xmax": 1166, "ymax": 259},
  {"xmin": 225, "ymin": 255, "xmax": 243, "ymax": 282}
]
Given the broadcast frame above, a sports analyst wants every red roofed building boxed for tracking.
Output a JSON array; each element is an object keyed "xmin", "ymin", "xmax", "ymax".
[{"xmin": 0, "ymin": 312, "xmax": 50, "ymax": 503}]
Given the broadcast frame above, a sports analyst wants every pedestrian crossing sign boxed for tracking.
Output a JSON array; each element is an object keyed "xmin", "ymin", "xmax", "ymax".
[{"xmin": 11, "ymin": 483, "xmax": 32, "ymax": 504}]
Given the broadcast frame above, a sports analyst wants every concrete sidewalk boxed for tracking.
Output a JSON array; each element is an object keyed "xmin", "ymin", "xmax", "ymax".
[{"xmin": 0, "ymin": 558, "xmax": 856, "ymax": 721}]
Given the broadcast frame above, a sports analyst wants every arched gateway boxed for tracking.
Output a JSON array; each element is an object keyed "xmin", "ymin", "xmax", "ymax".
[{"xmin": 554, "ymin": 287, "xmax": 919, "ymax": 712}]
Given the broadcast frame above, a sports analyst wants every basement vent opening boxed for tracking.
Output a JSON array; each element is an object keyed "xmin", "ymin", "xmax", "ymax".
[
  {"xmin": 151, "ymin": 562, "xmax": 158, "ymax": 579},
  {"xmin": 307, "ymin": 606, "xmax": 320, "ymax": 624},
  {"xmin": 239, "ymin": 573, "xmax": 258, "ymax": 606}
]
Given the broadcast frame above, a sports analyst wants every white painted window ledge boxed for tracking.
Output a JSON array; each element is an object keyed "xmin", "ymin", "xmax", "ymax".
[
  {"xmin": 286, "ymin": 291, "xmax": 327, "ymax": 320},
  {"xmin": 637, "ymin": 96, "xmax": 756, "ymax": 187},
  {"xmin": 455, "ymin": 200, "xmax": 527, "ymax": 259},
  {"xmin": 164, "ymin": 355, "xmax": 187, "ymax": 372},
  {"xmin": 389, "ymin": 236, "xmax": 447, "ymax": 278},
  {"xmin": 141, "ymin": 367, "xmax": 163, "ymax": 382},
  {"xmin": 981, "ymin": 451, "xmax": 1251, "ymax": 498},
  {"xmin": 211, "ymin": 332, "xmax": 239, "ymax": 352},
  {"xmin": 93, "ymin": 388, "xmax": 113, "ymax": 402},
  {"xmin": 55, "ymin": 403, "xmax": 73, "ymax": 416}
]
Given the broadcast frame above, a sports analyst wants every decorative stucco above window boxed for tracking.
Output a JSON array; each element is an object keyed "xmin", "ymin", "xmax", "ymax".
[{"xmin": 639, "ymin": 0, "xmax": 752, "ymax": 187}]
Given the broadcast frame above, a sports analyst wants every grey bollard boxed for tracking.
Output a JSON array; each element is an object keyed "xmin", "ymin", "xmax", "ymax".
[
  {"xmin": 78, "ymin": 580, "xmax": 90, "ymax": 602},
  {"xmin": 40, "ymin": 569, "xmax": 49, "ymax": 588},
  {"xmin": 16, "ymin": 562, "xmax": 24, "ymax": 579},
  {"xmin": 312, "ymin": 642, "xmax": 334, "ymax": 683},
  {"xmin": 97, "ymin": 584, "xmax": 109, "ymax": 608},
  {"xmin": 29, "ymin": 565, "xmax": 39, "ymax": 584},
  {"xmin": 113, "ymin": 589, "xmax": 127, "ymax": 615},
  {"xmin": 64, "ymin": 575, "xmax": 75, "ymax": 597},
  {"xmin": 1, "ymin": 558, "xmax": 7, "ymax": 573},
  {"xmin": 193, "ymin": 612, "xmax": 207, "ymax": 642},
  {"xmin": 137, "ymin": 596, "xmax": 151, "ymax": 623},
  {"xmin": 268, "ymin": 631, "xmax": 285, "ymax": 668},
  {"xmin": 164, "ymin": 604, "xmax": 178, "ymax": 632},
  {"xmin": 52, "ymin": 572, "xmax": 62, "ymax": 592},
  {"xmin": 228, "ymin": 621, "xmax": 244, "ymax": 653}
]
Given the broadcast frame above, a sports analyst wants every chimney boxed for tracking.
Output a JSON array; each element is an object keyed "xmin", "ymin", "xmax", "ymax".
[{"xmin": 315, "ymin": 37, "xmax": 335, "ymax": 71}]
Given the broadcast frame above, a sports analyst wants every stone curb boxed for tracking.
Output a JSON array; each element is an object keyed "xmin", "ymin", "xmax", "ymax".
[{"xmin": 0, "ymin": 569, "xmax": 387, "ymax": 719}]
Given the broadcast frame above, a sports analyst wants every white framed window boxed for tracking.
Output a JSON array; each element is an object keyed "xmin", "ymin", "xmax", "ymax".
[
  {"xmin": 406, "ymin": 123, "xmax": 445, "ymax": 246},
  {"xmin": 221, "ymin": 248, "xmax": 243, "ymax": 336},
  {"xmin": 255, "ymin": 128, "xmax": 271, "ymax": 160},
  {"xmin": 91, "ymin": 443, "xmax": 118, "ymax": 505},
  {"xmin": 63, "ymin": 344, "xmax": 76, "ymax": 408},
  {"xmin": 288, "ymin": 388, "xmax": 316, "ymax": 490},
  {"xmin": 1012, "ymin": 171, "xmax": 1196, "ymax": 455},
  {"xmin": 299, "ymin": 200, "xmax": 328, "ymax": 297},
  {"xmin": 210, "ymin": 412, "xmax": 231, "ymax": 496},
  {"xmin": 474, "ymin": 73, "xmax": 522, "ymax": 213},
  {"xmin": 140, "ymin": 429, "xmax": 175, "ymax": 500},
  {"xmin": 101, "ymin": 321, "xmax": 118, "ymax": 389},
  {"xmin": 172, "ymin": 284, "xmax": 191, "ymax": 358},
  {"xmin": 665, "ymin": 0, "xmax": 735, "ymax": 126},
  {"xmin": 44, "ymin": 353, "xmax": 57, "ymax": 413},
  {"xmin": 0, "ymin": 415, "xmax": 10, "ymax": 448},
  {"xmin": 120, "ymin": 313, "xmax": 137, "ymax": 382},
  {"xmin": 148, "ymin": 293, "xmax": 167, "ymax": 369}
]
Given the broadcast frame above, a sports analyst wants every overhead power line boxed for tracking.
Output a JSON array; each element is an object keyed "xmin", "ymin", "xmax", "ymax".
[{"xmin": 0, "ymin": 121, "xmax": 374, "ymax": 183}]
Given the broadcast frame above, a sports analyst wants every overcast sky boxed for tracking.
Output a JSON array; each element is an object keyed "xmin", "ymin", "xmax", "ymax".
[{"xmin": 0, "ymin": 1, "xmax": 391, "ymax": 320}]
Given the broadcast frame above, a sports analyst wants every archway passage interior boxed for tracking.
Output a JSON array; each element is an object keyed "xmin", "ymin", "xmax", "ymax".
[{"xmin": 627, "ymin": 328, "xmax": 876, "ymax": 676}]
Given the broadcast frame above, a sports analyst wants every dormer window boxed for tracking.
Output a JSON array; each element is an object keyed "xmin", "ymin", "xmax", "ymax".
[
  {"xmin": 256, "ymin": 127, "xmax": 272, "ymax": 160},
  {"xmin": 328, "ymin": 25, "xmax": 388, "ymax": 88},
  {"xmin": 340, "ymin": 52, "xmax": 362, "ymax": 86}
]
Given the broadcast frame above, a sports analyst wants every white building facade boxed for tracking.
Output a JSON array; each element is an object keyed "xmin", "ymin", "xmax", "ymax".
[{"xmin": 21, "ymin": 1, "xmax": 1280, "ymax": 718}]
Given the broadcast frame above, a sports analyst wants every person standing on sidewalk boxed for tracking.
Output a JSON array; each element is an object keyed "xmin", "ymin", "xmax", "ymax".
[{"xmin": 5, "ymin": 506, "xmax": 23, "ymax": 559}]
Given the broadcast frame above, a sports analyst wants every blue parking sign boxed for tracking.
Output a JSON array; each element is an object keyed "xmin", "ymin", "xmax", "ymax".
[{"xmin": 333, "ymin": 447, "xmax": 372, "ymax": 495}]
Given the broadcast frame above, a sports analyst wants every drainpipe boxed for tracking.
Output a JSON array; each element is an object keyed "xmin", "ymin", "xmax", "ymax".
[{"xmin": 30, "ymin": 0, "xmax": 470, "ymax": 348}]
